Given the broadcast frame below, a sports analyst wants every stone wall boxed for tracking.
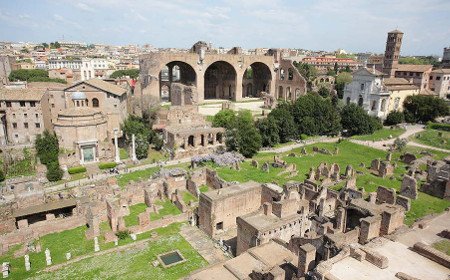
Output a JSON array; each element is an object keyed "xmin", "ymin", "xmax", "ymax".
[{"xmin": 413, "ymin": 242, "xmax": 450, "ymax": 268}]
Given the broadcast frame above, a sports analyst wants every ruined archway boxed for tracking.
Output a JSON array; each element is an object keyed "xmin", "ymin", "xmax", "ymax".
[
  {"xmin": 159, "ymin": 61, "xmax": 196, "ymax": 102},
  {"xmin": 204, "ymin": 61, "xmax": 237, "ymax": 100},
  {"xmin": 242, "ymin": 62, "xmax": 272, "ymax": 98}
]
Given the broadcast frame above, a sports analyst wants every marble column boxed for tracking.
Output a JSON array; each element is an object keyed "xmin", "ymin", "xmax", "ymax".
[
  {"xmin": 114, "ymin": 129, "xmax": 120, "ymax": 163},
  {"xmin": 131, "ymin": 134, "xmax": 137, "ymax": 162}
]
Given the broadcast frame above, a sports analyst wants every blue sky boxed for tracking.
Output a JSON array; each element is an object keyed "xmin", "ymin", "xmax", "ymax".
[{"xmin": 1, "ymin": 0, "xmax": 449, "ymax": 55}]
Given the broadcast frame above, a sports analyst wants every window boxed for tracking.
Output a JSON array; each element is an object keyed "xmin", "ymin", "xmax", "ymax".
[
  {"xmin": 30, "ymin": 101, "xmax": 36, "ymax": 107},
  {"xmin": 216, "ymin": 222, "xmax": 223, "ymax": 230},
  {"xmin": 371, "ymin": 100, "xmax": 377, "ymax": 111},
  {"xmin": 20, "ymin": 101, "xmax": 26, "ymax": 107},
  {"xmin": 430, "ymin": 76, "xmax": 433, "ymax": 80},
  {"xmin": 51, "ymin": 103, "xmax": 55, "ymax": 108},
  {"xmin": 92, "ymin": 98, "xmax": 99, "ymax": 107},
  {"xmin": 381, "ymin": 99, "xmax": 386, "ymax": 112},
  {"xmin": 346, "ymin": 97, "xmax": 350, "ymax": 105},
  {"xmin": 436, "ymin": 76, "xmax": 441, "ymax": 80},
  {"xmin": 24, "ymin": 113, "xmax": 27, "ymax": 118},
  {"xmin": 288, "ymin": 68, "xmax": 294, "ymax": 80},
  {"xmin": 6, "ymin": 101, "xmax": 11, "ymax": 107},
  {"xmin": 12, "ymin": 123, "xmax": 17, "ymax": 129},
  {"xmin": 35, "ymin": 113, "xmax": 39, "ymax": 118},
  {"xmin": 12, "ymin": 113, "xmax": 16, "ymax": 118},
  {"xmin": 360, "ymin": 83, "xmax": 365, "ymax": 90},
  {"xmin": 24, "ymin": 122, "xmax": 28, "ymax": 129},
  {"xmin": 358, "ymin": 95, "xmax": 364, "ymax": 107},
  {"xmin": 280, "ymin": 68, "xmax": 285, "ymax": 80},
  {"xmin": 35, "ymin": 123, "xmax": 41, "ymax": 128}
]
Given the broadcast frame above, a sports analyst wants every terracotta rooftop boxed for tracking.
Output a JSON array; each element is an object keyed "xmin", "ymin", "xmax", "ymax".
[
  {"xmin": 383, "ymin": 78, "xmax": 411, "ymax": 85},
  {"xmin": 431, "ymin": 68, "xmax": 450, "ymax": 74},
  {"xmin": 27, "ymin": 81, "xmax": 66, "ymax": 90},
  {"xmin": 66, "ymin": 79, "xmax": 127, "ymax": 97},
  {"xmin": 396, "ymin": 64, "xmax": 432, "ymax": 73},
  {"xmin": 0, "ymin": 88, "xmax": 45, "ymax": 101}
]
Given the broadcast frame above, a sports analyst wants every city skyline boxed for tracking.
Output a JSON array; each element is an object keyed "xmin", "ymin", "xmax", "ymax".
[{"xmin": 1, "ymin": 0, "xmax": 449, "ymax": 56}]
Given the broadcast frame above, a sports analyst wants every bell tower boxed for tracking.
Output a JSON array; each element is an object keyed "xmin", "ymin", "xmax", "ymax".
[{"xmin": 383, "ymin": 30, "xmax": 403, "ymax": 77}]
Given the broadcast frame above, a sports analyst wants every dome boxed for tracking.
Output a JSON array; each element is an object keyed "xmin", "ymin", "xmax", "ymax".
[{"xmin": 71, "ymin": 91, "xmax": 86, "ymax": 100}]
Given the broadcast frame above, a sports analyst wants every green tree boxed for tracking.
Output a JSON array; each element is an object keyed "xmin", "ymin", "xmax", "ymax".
[
  {"xmin": 42, "ymin": 42, "xmax": 49, "ymax": 48},
  {"xmin": 268, "ymin": 103, "xmax": 297, "ymax": 142},
  {"xmin": 110, "ymin": 69, "xmax": 140, "ymax": 79},
  {"xmin": 318, "ymin": 87, "xmax": 331, "ymax": 98},
  {"xmin": 340, "ymin": 103, "xmax": 381, "ymax": 135},
  {"xmin": 212, "ymin": 109, "xmax": 236, "ymax": 130},
  {"xmin": 46, "ymin": 161, "xmax": 63, "ymax": 182},
  {"xmin": 403, "ymin": 95, "xmax": 449, "ymax": 123},
  {"xmin": 35, "ymin": 130, "xmax": 59, "ymax": 165},
  {"xmin": 292, "ymin": 94, "xmax": 341, "ymax": 136},
  {"xmin": 135, "ymin": 134, "xmax": 149, "ymax": 160},
  {"xmin": 256, "ymin": 117, "xmax": 280, "ymax": 147},
  {"xmin": 333, "ymin": 62, "xmax": 339, "ymax": 74},
  {"xmin": 224, "ymin": 110, "xmax": 261, "ymax": 157},
  {"xmin": 384, "ymin": 111, "xmax": 404, "ymax": 125},
  {"xmin": 9, "ymin": 69, "xmax": 66, "ymax": 84}
]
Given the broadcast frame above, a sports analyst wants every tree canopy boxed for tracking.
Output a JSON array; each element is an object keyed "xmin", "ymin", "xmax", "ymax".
[
  {"xmin": 403, "ymin": 95, "xmax": 449, "ymax": 123},
  {"xmin": 110, "ymin": 69, "xmax": 139, "ymax": 79},
  {"xmin": 340, "ymin": 103, "xmax": 382, "ymax": 136},
  {"xmin": 9, "ymin": 69, "xmax": 66, "ymax": 84},
  {"xmin": 224, "ymin": 110, "xmax": 261, "ymax": 157},
  {"xmin": 212, "ymin": 109, "xmax": 237, "ymax": 130}
]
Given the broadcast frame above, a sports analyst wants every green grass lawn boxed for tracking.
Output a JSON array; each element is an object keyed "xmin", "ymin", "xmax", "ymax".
[
  {"xmin": 120, "ymin": 148, "xmax": 129, "ymax": 160},
  {"xmin": 199, "ymin": 185, "xmax": 209, "ymax": 193},
  {"xmin": 351, "ymin": 127, "xmax": 405, "ymax": 141},
  {"xmin": 0, "ymin": 226, "xmax": 95, "ymax": 279},
  {"xmin": 412, "ymin": 129, "xmax": 450, "ymax": 150},
  {"xmin": 117, "ymin": 167, "xmax": 160, "ymax": 188},
  {"xmin": 29, "ymin": 223, "xmax": 207, "ymax": 280},
  {"xmin": 124, "ymin": 203, "xmax": 148, "ymax": 227},
  {"xmin": 182, "ymin": 191, "xmax": 198, "ymax": 205},
  {"xmin": 432, "ymin": 240, "xmax": 450, "ymax": 256},
  {"xmin": 150, "ymin": 200, "xmax": 182, "ymax": 221}
]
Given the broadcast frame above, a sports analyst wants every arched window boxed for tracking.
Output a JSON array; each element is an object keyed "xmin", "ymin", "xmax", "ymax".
[
  {"xmin": 280, "ymin": 69, "xmax": 285, "ymax": 80},
  {"xmin": 92, "ymin": 98, "xmax": 99, "ymax": 108},
  {"xmin": 346, "ymin": 97, "xmax": 351, "ymax": 105},
  {"xmin": 371, "ymin": 100, "xmax": 377, "ymax": 111},
  {"xmin": 380, "ymin": 99, "xmax": 386, "ymax": 112},
  {"xmin": 288, "ymin": 68, "xmax": 293, "ymax": 80},
  {"xmin": 358, "ymin": 95, "xmax": 364, "ymax": 107}
]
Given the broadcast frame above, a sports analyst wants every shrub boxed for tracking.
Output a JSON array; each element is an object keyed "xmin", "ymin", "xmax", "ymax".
[
  {"xmin": 0, "ymin": 169, "xmax": 5, "ymax": 182},
  {"xmin": 212, "ymin": 109, "xmax": 236, "ymax": 129},
  {"xmin": 394, "ymin": 138, "xmax": 408, "ymax": 151},
  {"xmin": 68, "ymin": 166, "xmax": 87, "ymax": 174},
  {"xmin": 427, "ymin": 122, "xmax": 450, "ymax": 132},
  {"xmin": 384, "ymin": 111, "xmax": 404, "ymax": 125},
  {"xmin": 115, "ymin": 230, "xmax": 130, "ymax": 240},
  {"xmin": 98, "ymin": 162, "xmax": 117, "ymax": 170},
  {"xmin": 46, "ymin": 161, "xmax": 63, "ymax": 182}
]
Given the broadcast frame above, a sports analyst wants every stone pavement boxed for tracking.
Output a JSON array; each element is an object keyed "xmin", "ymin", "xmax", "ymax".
[{"xmin": 180, "ymin": 224, "xmax": 230, "ymax": 265}]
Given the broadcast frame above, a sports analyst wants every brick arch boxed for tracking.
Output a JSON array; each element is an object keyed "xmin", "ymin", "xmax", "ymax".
[{"xmin": 204, "ymin": 60, "xmax": 237, "ymax": 100}]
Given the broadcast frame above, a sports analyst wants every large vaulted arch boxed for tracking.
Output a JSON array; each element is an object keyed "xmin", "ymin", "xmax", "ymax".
[
  {"xmin": 159, "ymin": 61, "xmax": 196, "ymax": 102},
  {"xmin": 204, "ymin": 61, "xmax": 237, "ymax": 100},
  {"xmin": 242, "ymin": 62, "xmax": 272, "ymax": 98}
]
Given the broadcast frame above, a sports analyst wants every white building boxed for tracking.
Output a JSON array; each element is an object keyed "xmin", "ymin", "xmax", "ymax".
[
  {"xmin": 48, "ymin": 59, "xmax": 82, "ymax": 70},
  {"xmin": 80, "ymin": 58, "xmax": 110, "ymax": 80},
  {"xmin": 343, "ymin": 68, "xmax": 419, "ymax": 120},
  {"xmin": 429, "ymin": 69, "xmax": 450, "ymax": 99}
]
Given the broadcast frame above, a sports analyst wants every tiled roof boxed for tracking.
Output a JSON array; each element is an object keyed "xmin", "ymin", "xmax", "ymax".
[
  {"xmin": 66, "ymin": 79, "xmax": 127, "ymax": 97},
  {"xmin": 0, "ymin": 88, "xmax": 45, "ymax": 101},
  {"xmin": 396, "ymin": 64, "xmax": 432, "ymax": 73},
  {"xmin": 431, "ymin": 68, "xmax": 450, "ymax": 74},
  {"xmin": 384, "ymin": 78, "xmax": 411, "ymax": 85}
]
